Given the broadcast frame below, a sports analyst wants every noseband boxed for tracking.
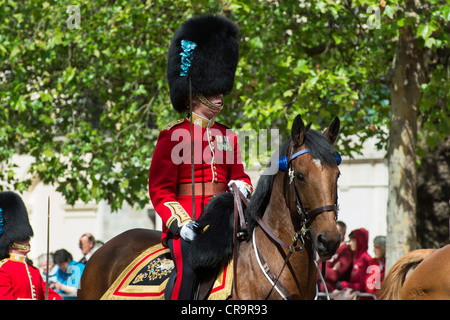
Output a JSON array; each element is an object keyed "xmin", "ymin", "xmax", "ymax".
[{"xmin": 281, "ymin": 143, "xmax": 339, "ymax": 236}]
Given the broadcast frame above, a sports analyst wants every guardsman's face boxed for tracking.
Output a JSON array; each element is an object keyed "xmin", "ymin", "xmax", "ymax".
[
  {"xmin": 9, "ymin": 239, "xmax": 31, "ymax": 255},
  {"xmin": 189, "ymin": 94, "xmax": 224, "ymax": 120}
]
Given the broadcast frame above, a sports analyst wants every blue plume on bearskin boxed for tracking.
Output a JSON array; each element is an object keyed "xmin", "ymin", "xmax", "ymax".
[
  {"xmin": 179, "ymin": 40, "xmax": 197, "ymax": 77},
  {"xmin": 0, "ymin": 208, "xmax": 4, "ymax": 235}
]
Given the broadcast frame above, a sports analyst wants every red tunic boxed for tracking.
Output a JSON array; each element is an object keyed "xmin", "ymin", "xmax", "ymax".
[
  {"xmin": 149, "ymin": 113, "xmax": 252, "ymax": 245},
  {"xmin": 0, "ymin": 254, "xmax": 62, "ymax": 300}
]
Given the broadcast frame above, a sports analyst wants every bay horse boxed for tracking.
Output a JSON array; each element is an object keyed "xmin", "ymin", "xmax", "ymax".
[
  {"xmin": 77, "ymin": 114, "xmax": 342, "ymax": 300},
  {"xmin": 379, "ymin": 245, "xmax": 450, "ymax": 300}
]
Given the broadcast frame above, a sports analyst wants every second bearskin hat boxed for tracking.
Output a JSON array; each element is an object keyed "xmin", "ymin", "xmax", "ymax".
[
  {"xmin": 167, "ymin": 14, "xmax": 239, "ymax": 113},
  {"xmin": 0, "ymin": 191, "xmax": 34, "ymax": 259}
]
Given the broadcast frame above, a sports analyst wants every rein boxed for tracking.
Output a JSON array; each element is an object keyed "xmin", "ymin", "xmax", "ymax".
[
  {"xmin": 231, "ymin": 182, "xmax": 249, "ymax": 301},
  {"xmin": 231, "ymin": 182, "xmax": 297, "ymax": 300}
]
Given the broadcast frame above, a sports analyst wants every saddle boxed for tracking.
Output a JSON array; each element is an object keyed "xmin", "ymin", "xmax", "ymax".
[
  {"xmin": 100, "ymin": 243, "xmax": 233, "ymax": 300},
  {"xmin": 101, "ymin": 184, "xmax": 248, "ymax": 300}
]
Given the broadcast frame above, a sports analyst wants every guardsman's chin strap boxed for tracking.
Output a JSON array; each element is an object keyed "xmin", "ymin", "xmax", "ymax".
[
  {"xmin": 9, "ymin": 242, "xmax": 31, "ymax": 250},
  {"xmin": 196, "ymin": 93, "xmax": 223, "ymax": 111}
]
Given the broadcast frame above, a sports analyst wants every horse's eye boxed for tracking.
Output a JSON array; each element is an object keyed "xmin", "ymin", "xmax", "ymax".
[{"xmin": 295, "ymin": 172, "xmax": 305, "ymax": 182}]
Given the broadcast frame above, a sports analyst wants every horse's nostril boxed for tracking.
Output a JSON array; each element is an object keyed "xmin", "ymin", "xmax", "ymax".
[
  {"xmin": 317, "ymin": 233, "xmax": 340, "ymax": 257},
  {"xmin": 317, "ymin": 234, "xmax": 328, "ymax": 250},
  {"xmin": 318, "ymin": 234, "xmax": 327, "ymax": 245}
]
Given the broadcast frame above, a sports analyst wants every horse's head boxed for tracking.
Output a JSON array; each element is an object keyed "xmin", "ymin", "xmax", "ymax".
[{"xmin": 287, "ymin": 114, "xmax": 341, "ymax": 261}]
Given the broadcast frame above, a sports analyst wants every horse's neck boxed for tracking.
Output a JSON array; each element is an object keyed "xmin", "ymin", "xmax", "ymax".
[
  {"xmin": 261, "ymin": 171, "xmax": 316, "ymax": 298},
  {"xmin": 263, "ymin": 172, "xmax": 299, "ymax": 238}
]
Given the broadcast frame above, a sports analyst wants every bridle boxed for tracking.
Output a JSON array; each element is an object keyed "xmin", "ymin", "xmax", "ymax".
[
  {"xmin": 241, "ymin": 142, "xmax": 341, "ymax": 299},
  {"xmin": 282, "ymin": 143, "xmax": 339, "ymax": 237},
  {"xmin": 231, "ymin": 143, "xmax": 341, "ymax": 300}
]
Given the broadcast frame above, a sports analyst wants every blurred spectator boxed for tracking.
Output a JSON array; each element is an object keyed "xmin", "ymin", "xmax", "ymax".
[
  {"xmin": 93, "ymin": 239, "xmax": 104, "ymax": 252},
  {"xmin": 78, "ymin": 233, "xmax": 95, "ymax": 264},
  {"xmin": 319, "ymin": 221, "xmax": 353, "ymax": 293},
  {"xmin": 336, "ymin": 228, "xmax": 371, "ymax": 293},
  {"xmin": 365, "ymin": 235, "xmax": 386, "ymax": 297},
  {"xmin": 37, "ymin": 253, "xmax": 57, "ymax": 284},
  {"xmin": 51, "ymin": 249, "xmax": 85, "ymax": 298}
]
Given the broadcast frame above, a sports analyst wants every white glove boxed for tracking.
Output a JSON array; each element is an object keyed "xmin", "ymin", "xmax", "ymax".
[
  {"xmin": 228, "ymin": 180, "xmax": 249, "ymax": 198},
  {"xmin": 179, "ymin": 221, "xmax": 199, "ymax": 242}
]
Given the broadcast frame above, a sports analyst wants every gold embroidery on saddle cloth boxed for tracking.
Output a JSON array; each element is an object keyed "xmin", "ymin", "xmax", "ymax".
[
  {"xmin": 131, "ymin": 257, "xmax": 174, "ymax": 284},
  {"xmin": 208, "ymin": 258, "xmax": 233, "ymax": 300},
  {"xmin": 100, "ymin": 244, "xmax": 171, "ymax": 300},
  {"xmin": 100, "ymin": 243, "xmax": 234, "ymax": 300}
]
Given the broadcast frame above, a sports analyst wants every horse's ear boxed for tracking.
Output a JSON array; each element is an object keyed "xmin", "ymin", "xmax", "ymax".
[
  {"xmin": 291, "ymin": 114, "xmax": 307, "ymax": 145},
  {"xmin": 323, "ymin": 116, "xmax": 340, "ymax": 145}
]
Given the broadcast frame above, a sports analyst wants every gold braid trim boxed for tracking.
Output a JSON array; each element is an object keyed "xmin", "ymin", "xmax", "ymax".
[{"xmin": 196, "ymin": 93, "xmax": 223, "ymax": 111}]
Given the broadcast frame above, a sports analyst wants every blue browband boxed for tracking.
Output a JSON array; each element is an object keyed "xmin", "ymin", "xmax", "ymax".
[
  {"xmin": 278, "ymin": 149, "xmax": 341, "ymax": 172},
  {"xmin": 334, "ymin": 151, "xmax": 342, "ymax": 165}
]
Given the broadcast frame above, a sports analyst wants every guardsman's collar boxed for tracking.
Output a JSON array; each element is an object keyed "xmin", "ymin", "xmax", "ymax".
[
  {"xmin": 9, "ymin": 253, "xmax": 26, "ymax": 263},
  {"xmin": 187, "ymin": 112, "xmax": 215, "ymax": 129}
]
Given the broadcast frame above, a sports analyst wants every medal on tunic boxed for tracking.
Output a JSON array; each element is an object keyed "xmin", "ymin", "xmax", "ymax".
[{"xmin": 216, "ymin": 136, "xmax": 232, "ymax": 151}]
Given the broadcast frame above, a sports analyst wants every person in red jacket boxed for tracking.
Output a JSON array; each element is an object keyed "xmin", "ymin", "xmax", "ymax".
[
  {"xmin": 319, "ymin": 221, "xmax": 353, "ymax": 293},
  {"xmin": 0, "ymin": 191, "xmax": 62, "ymax": 300},
  {"xmin": 148, "ymin": 15, "xmax": 252, "ymax": 300},
  {"xmin": 338, "ymin": 228, "xmax": 372, "ymax": 292},
  {"xmin": 365, "ymin": 235, "xmax": 386, "ymax": 296}
]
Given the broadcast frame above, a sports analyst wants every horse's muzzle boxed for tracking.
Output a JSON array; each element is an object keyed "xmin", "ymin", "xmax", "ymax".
[{"xmin": 315, "ymin": 231, "xmax": 340, "ymax": 261}]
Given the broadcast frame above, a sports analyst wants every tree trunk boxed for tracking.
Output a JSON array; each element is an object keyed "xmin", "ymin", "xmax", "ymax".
[{"xmin": 386, "ymin": 26, "xmax": 427, "ymax": 272}]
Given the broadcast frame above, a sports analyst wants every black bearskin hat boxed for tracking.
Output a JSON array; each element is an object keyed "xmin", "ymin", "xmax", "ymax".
[
  {"xmin": 167, "ymin": 14, "xmax": 239, "ymax": 113},
  {"xmin": 0, "ymin": 191, "xmax": 34, "ymax": 259}
]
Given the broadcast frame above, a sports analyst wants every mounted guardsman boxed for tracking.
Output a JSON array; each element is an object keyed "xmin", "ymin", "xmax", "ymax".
[
  {"xmin": 148, "ymin": 14, "xmax": 252, "ymax": 300},
  {"xmin": 0, "ymin": 191, "xmax": 62, "ymax": 300}
]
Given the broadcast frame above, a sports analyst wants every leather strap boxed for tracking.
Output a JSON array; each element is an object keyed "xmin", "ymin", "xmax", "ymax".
[
  {"xmin": 253, "ymin": 219, "xmax": 303, "ymax": 299},
  {"xmin": 257, "ymin": 217, "xmax": 303, "ymax": 252},
  {"xmin": 231, "ymin": 182, "xmax": 250, "ymax": 300},
  {"xmin": 176, "ymin": 182, "xmax": 226, "ymax": 197},
  {"xmin": 254, "ymin": 243, "xmax": 293, "ymax": 299},
  {"xmin": 232, "ymin": 183, "xmax": 249, "ymax": 232},
  {"xmin": 307, "ymin": 205, "xmax": 337, "ymax": 220}
]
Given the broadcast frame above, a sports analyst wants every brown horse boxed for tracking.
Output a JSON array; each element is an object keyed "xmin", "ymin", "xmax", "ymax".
[
  {"xmin": 379, "ymin": 245, "xmax": 450, "ymax": 300},
  {"xmin": 78, "ymin": 114, "xmax": 341, "ymax": 300}
]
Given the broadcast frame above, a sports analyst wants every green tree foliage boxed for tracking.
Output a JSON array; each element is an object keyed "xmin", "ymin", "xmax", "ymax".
[
  {"xmin": 1, "ymin": 0, "xmax": 192, "ymax": 210},
  {"xmin": 1, "ymin": 0, "xmax": 448, "ymax": 211}
]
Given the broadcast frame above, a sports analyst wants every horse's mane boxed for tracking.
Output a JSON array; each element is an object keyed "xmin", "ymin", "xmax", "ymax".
[{"xmin": 245, "ymin": 129, "xmax": 337, "ymax": 234}]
